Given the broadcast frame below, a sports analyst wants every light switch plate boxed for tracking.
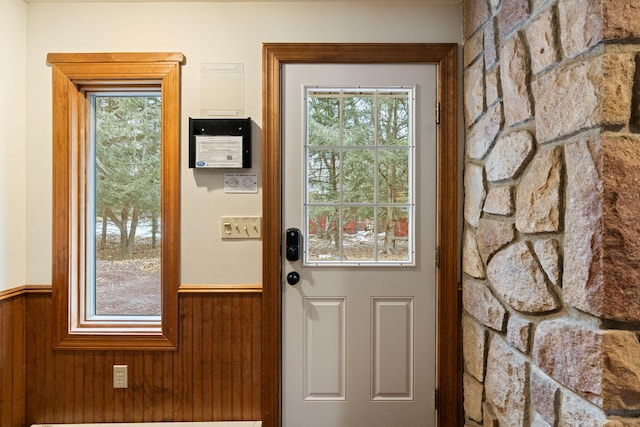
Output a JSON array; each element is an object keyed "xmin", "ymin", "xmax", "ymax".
[{"xmin": 221, "ymin": 216, "xmax": 261, "ymax": 239}]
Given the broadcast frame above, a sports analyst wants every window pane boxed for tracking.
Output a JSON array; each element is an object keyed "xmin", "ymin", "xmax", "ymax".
[
  {"xmin": 307, "ymin": 148, "xmax": 341, "ymax": 203},
  {"xmin": 307, "ymin": 206, "xmax": 340, "ymax": 261},
  {"xmin": 343, "ymin": 149, "xmax": 374, "ymax": 203},
  {"xmin": 93, "ymin": 95, "xmax": 161, "ymax": 317},
  {"xmin": 342, "ymin": 206, "xmax": 375, "ymax": 261},
  {"xmin": 378, "ymin": 206, "xmax": 410, "ymax": 262},
  {"xmin": 378, "ymin": 93, "xmax": 410, "ymax": 146},
  {"xmin": 308, "ymin": 95, "xmax": 340, "ymax": 147},
  {"xmin": 343, "ymin": 93, "xmax": 375, "ymax": 146},
  {"xmin": 378, "ymin": 148, "xmax": 410, "ymax": 204}
]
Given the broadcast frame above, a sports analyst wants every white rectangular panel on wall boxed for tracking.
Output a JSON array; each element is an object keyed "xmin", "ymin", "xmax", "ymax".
[
  {"xmin": 371, "ymin": 297, "xmax": 414, "ymax": 400},
  {"xmin": 303, "ymin": 297, "xmax": 346, "ymax": 401},
  {"xmin": 201, "ymin": 63, "xmax": 244, "ymax": 118}
]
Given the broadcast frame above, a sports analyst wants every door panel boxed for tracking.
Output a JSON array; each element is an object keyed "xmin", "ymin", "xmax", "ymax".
[
  {"xmin": 372, "ymin": 297, "xmax": 414, "ymax": 400},
  {"xmin": 282, "ymin": 63, "xmax": 437, "ymax": 427},
  {"xmin": 304, "ymin": 297, "xmax": 346, "ymax": 400}
]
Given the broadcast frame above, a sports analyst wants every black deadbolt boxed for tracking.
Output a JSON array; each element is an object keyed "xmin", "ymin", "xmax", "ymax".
[{"xmin": 286, "ymin": 228, "xmax": 302, "ymax": 261}]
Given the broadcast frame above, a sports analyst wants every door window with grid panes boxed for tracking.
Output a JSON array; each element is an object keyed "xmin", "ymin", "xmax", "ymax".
[{"xmin": 304, "ymin": 88, "xmax": 415, "ymax": 265}]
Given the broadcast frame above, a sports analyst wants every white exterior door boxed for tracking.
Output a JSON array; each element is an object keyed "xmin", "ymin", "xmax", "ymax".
[{"xmin": 282, "ymin": 63, "xmax": 438, "ymax": 427}]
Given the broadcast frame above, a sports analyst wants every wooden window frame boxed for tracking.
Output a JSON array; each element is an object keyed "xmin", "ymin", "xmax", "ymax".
[{"xmin": 49, "ymin": 52, "xmax": 184, "ymax": 350}]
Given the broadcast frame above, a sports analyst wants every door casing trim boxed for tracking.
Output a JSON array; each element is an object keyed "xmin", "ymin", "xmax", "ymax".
[{"xmin": 261, "ymin": 43, "xmax": 460, "ymax": 427}]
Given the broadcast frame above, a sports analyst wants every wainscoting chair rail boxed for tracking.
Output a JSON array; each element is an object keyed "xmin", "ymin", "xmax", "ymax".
[{"xmin": 32, "ymin": 422, "xmax": 262, "ymax": 427}]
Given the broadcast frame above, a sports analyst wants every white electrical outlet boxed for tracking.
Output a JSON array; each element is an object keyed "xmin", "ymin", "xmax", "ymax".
[{"xmin": 113, "ymin": 365, "xmax": 128, "ymax": 389}]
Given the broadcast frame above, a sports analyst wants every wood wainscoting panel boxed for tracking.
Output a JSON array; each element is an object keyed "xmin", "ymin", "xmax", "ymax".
[
  {"xmin": 0, "ymin": 296, "xmax": 26, "ymax": 427},
  {"xmin": 24, "ymin": 292, "xmax": 261, "ymax": 424}
]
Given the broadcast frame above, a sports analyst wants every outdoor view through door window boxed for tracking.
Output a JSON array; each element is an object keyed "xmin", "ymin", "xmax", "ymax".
[
  {"xmin": 91, "ymin": 94, "xmax": 162, "ymax": 318},
  {"xmin": 305, "ymin": 88, "xmax": 414, "ymax": 265}
]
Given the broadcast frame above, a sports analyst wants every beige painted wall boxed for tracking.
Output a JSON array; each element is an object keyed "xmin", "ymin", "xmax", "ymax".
[
  {"xmin": 0, "ymin": 0, "xmax": 27, "ymax": 291},
  {"xmin": 24, "ymin": 1, "xmax": 462, "ymax": 286}
]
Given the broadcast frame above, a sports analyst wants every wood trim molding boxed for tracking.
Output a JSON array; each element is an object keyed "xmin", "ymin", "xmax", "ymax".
[
  {"xmin": 0, "ymin": 283, "xmax": 260, "ymax": 301},
  {"xmin": 0, "ymin": 285, "xmax": 52, "ymax": 302},
  {"xmin": 179, "ymin": 284, "xmax": 262, "ymax": 293},
  {"xmin": 261, "ymin": 43, "xmax": 461, "ymax": 427},
  {"xmin": 48, "ymin": 52, "xmax": 184, "ymax": 351},
  {"xmin": 47, "ymin": 52, "xmax": 185, "ymax": 64}
]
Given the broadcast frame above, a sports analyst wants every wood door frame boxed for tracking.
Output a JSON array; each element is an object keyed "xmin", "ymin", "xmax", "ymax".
[{"xmin": 261, "ymin": 43, "xmax": 461, "ymax": 427}]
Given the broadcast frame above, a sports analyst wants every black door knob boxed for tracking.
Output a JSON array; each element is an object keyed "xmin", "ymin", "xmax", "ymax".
[{"xmin": 287, "ymin": 271, "xmax": 300, "ymax": 286}]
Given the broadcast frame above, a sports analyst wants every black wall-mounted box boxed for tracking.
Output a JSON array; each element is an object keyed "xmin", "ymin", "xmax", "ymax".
[{"xmin": 189, "ymin": 117, "xmax": 251, "ymax": 169}]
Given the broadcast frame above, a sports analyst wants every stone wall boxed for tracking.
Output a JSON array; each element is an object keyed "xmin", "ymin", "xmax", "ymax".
[{"xmin": 462, "ymin": 0, "xmax": 640, "ymax": 425}]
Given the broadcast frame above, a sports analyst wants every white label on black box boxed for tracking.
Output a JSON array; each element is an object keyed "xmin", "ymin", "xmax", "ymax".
[{"xmin": 195, "ymin": 135, "xmax": 243, "ymax": 168}]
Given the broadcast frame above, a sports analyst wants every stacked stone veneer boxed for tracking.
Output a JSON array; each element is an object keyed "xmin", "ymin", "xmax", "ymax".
[{"xmin": 463, "ymin": 0, "xmax": 640, "ymax": 425}]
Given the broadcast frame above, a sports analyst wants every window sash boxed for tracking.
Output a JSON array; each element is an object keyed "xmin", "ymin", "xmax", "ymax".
[
  {"xmin": 85, "ymin": 92, "xmax": 162, "ymax": 325},
  {"xmin": 303, "ymin": 87, "xmax": 416, "ymax": 266}
]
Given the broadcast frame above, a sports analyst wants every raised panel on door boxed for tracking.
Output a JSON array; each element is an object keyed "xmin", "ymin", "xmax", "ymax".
[
  {"xmin": 303, "ymin": 297, "xmax": 346, "ymax": 401},
  {"xmin": 372, "ymin": 297, "xmax": 414, "ymax": 401}
]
